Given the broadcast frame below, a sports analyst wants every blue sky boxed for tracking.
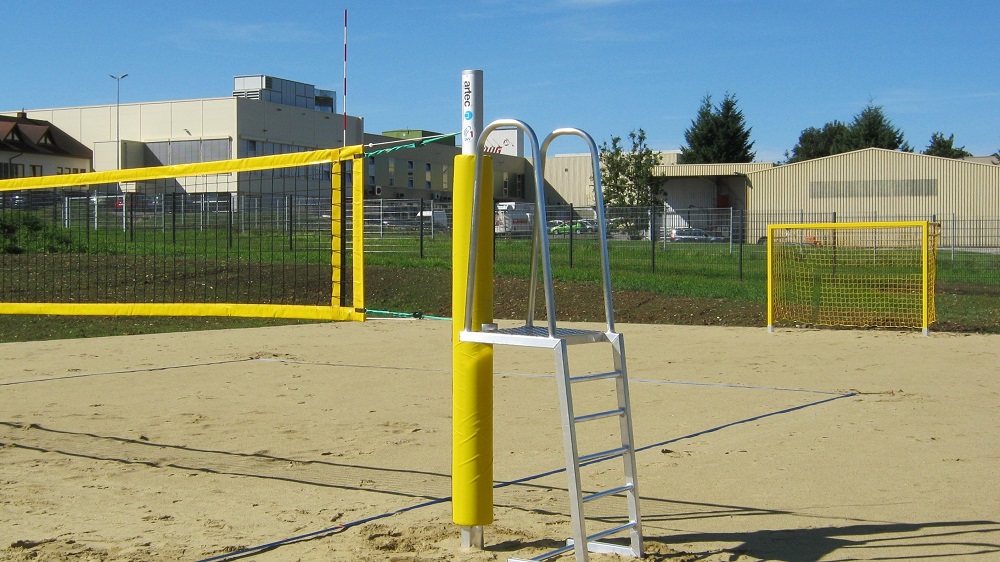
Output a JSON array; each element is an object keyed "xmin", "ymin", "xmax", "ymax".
[{"xmin": 4, "ymin": 0, "xmax": 997, "ymax": 161}]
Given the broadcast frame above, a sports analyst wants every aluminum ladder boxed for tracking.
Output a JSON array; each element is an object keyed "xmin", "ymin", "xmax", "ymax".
[{"xmin": 460, "ymin": 120, "xmax": 644, "ymax": 562}]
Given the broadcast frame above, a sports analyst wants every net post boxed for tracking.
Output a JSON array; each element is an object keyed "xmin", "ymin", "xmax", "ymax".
[
  {"xmin": 452, "ymin": 69, "xmax": 494, "ymax": 543},
  {"xmin": 451, "ymin": 154, "xmax": 494, "ymax": 534},
  {"xmin": 766, "ymin": 224, "xmax": 774, "ymax": 332},
  {"xmin": 922, "ymin": 220, "xmax": 930, "ymax": 336},
  {"xmin": 351, "ymin": 150, "xmax": 366, "ymax": 317}
]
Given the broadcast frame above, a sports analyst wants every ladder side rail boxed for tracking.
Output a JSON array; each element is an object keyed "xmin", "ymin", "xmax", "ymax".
[
  {"xmin": 526, "ymin": 203, "xmax": 541, "ymax": 328},
  {"xmin": 540, "ymin": 129, "xmax": 615, "ymax": 333},
  {"xmin": 554, "ymin": 340, "xmax": 590, "ymax": 560},
  {"xmin": 609, "ymin": 332, "xmax": 644, "ymax": 555},
  {"xmin": 530, "ymin": 146, "xmax": 558, "ymax": 339}
]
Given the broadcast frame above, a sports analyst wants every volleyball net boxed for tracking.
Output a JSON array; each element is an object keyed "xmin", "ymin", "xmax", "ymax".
[{"xmin": 0, "ymin": 146, "xmax": 365, "ymax": 321}]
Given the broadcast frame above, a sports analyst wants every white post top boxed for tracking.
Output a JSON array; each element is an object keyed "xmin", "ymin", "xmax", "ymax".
[{"xmin": 461, "ymin": 70, "xmax": 483, "ymax": 155}]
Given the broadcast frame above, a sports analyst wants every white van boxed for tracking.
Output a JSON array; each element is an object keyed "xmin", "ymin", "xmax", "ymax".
[
  {"xmin": 495, "ymin": 202, "xmax": 534, "ymax": 237},
  {"xmin": 415, "ymin": 209, "xmax": 448, "ymax": 229}
]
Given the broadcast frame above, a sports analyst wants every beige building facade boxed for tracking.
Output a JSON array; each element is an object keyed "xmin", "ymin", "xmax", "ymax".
[
  {"xmin": 744, "ymin": 148, "xmax": 1000, "ymax": 218},
  {"xmin": 743, "ymin": 148, "xmax": 1000, "ymax": 244}
]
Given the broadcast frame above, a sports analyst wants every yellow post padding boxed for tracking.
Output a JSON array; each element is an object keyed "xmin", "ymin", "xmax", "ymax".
[{"xmin": 452, "ymin": 154, "xmax": 494, "ymax": 526}]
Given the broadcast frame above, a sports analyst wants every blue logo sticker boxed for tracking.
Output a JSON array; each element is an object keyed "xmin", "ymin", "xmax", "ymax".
[{"xmin": 464, "ymin": 110, "xmax": 473, "ymax": 121}]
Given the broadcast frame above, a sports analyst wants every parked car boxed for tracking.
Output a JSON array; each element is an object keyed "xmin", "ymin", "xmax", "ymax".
[
  {"xmin": 668, "ymin": 228, "xmax": 724, "ymax": 242},
  {"xmin": 549, "ymin": 220, "xmax": 587, "ymax": 235}
]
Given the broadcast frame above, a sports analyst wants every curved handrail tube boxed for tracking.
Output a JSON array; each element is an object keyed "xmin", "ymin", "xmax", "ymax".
[
  {"xmin": 464, "ymin": 119, "xmax": 549, "ymax": 334},
  {"xmin": 540, "ymin": 128, "xmax": 615, "ymax": 334},
  {"xmin": 464, "ymin": 122, "xmax": 616, "ymax": 339}
]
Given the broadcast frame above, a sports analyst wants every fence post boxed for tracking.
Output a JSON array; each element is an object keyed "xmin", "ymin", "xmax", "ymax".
[
  {"xmin": 227, "ymin": 192, "xmax": 234, "ymax": 249},
  {"xmin": 568, "ymin": 204, "xmax": 574, "ymax": 269},
  {"xmin": 729, "ymin": 207, "xmax": 734, "ymax": 255},
  {"xmin": 287, "ymin": 195, "xmax": 294, "ymax": 251},
  {"xmin": 419, "ymin": 197, "xmax": 426, "ymax": 259},
  {"xmin": 952, "ymin": 212, "xmax": 956, "ymax": 263},
  {"xmin": 738, "ymin": 209, "xmax": 744, "ymax": 281},
  {"xmin": 650, "ymin": 200, "xmax": 656, "ymax": 273},
  {"xmin": 171, "ymin": 193, "xmax": 177, "ymax": 244}
]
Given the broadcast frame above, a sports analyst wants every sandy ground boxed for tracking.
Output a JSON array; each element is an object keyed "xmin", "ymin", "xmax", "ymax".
[{"xmin": 1, "ymin": 320, "xmax": 998, "ymax": 561}]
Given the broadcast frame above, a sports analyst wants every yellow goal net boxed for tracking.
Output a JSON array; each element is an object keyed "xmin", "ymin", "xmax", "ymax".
[{"xmin": 767, "ymin": 221, "xmax": 940, "ymax": 334}]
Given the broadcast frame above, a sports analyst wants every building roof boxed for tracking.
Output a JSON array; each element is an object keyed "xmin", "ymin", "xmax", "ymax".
[
  {"xmin": 654, "ymin": 162, "xmax": 775, "ymax": 177},
  {"xmin": 0, "ymin": 113, "xmax": 92, "ymax": 159},
  {"xmin": 745, "ymin": 148, "xmax": 999, "ymax": 180}
]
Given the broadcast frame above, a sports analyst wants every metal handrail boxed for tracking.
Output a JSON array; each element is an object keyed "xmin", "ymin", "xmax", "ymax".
[
  {"xmin": 540, "ymin": 128, "xmax": 615, "ymax": 334},
  {"xmin": 464, "ymin": 119, "xmax": 555, "ymax": 336}
]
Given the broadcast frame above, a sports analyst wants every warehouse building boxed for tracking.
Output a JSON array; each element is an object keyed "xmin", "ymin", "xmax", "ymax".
[
  {"xmin": 743, "ymin": 148, "xmax": 1000, "ymax": 245},
  {"xmin": 2, "ymin": 75, "xmax": 534, "ymax": 205}
]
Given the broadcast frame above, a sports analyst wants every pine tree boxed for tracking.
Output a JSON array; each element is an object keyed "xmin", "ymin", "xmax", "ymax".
[
  {"xmin": 923, "ymin": 132, "xmax": 972, "ymax": 158},
  {"xmin": 848, "ymin": 104, "xmax": 911, "ymax": 152},
  {"xmin": 787, "ymin": 104, "xmax": 911, "ymax": 162},
  {"xmin": 679, "ymin": 93, "xmax": 755, "ymax": 163}
]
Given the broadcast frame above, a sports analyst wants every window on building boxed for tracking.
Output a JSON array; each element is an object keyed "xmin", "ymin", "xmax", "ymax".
[
  {"xmin": 0, "ymin": 163, "xmax": 24, "ymax": 179},
  {"xmin": 148, "ymin": 139, "xmax": 233, "ymax": 166},
  {"xmin": 30, "ymin": 165, "xmax": 43, "ymax": 176}
]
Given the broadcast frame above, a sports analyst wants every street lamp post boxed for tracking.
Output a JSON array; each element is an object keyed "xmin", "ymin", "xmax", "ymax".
[
  {"xmin": 109, "ymin": 73, "xmax": 128, "ymax": 172},
  {"xmin": 110, "ymin": 73, "xmax": 128, "ymax": 235}
]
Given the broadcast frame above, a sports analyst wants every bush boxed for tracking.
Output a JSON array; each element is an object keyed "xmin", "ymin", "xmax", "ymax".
[{"xmin": 0, "ymin": 211, "xmax": 84, "ymax": 254}]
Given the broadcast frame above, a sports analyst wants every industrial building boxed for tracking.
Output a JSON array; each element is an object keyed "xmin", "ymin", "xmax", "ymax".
[{"xmin": 1, "ymin": 75, "xmax": 534, "ymax": 205}]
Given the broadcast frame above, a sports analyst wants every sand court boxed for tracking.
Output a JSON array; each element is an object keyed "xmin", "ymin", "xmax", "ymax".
[{"xmin": 1, "ymin": 320, "xmax": 998, "ymax": 561}]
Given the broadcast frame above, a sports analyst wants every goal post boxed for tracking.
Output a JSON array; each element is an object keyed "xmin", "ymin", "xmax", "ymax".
[
  {"xmin": 0, "ymin": 146, "xmax": 366, "ymax": 321},
  {"xmin": 767, "ymin": 221, "xmax": 940, "ymax": 335}
]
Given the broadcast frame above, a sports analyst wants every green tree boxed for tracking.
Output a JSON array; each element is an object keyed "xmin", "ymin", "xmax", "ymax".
[
  {"xmin": 599, "ymin": 128, "xmax": 662, "ymax": 207},
  {"xmin": 786, "ymin": 103, "xmax": 911, "ymax": 162},
  {"xmin": 785, "ymin": 121, "xmax": 851, "ymax": 163},
  {"xmin": 922, "ymin": 132, "xmax": 972, "ymax": 158},
  {"xmin": 678, "ymin": 93, "xmax": 756, "ymax": 163},
  {"xmin": 848, "ymin": 104, "xmax": 911, "ymax": 152}
]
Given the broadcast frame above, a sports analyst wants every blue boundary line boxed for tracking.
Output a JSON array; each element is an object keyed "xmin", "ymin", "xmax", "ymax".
[{"xmin": 195, "ymin": 391, "xmax": 857, "ymax": 561}]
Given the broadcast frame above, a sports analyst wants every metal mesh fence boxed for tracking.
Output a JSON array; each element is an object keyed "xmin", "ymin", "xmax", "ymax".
[
  {"xmin": 352, "ymin": 201, "xmax": 999, "ymax": 291},
  {"xmin": 2, "ymin": 186, "xmax": 998, "ymax": 320}
]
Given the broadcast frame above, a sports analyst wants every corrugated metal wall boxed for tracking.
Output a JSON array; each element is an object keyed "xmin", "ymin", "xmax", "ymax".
[{"xmin": 746, "ymin": 148, "xmax": 1000, "ymax": 219}]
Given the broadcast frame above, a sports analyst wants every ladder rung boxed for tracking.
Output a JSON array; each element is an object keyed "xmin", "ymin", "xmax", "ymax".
[
  {"xmin": 568, "ymin": 371, "xmax": 620, "ymax": 383},
  {"xmin": 583, "ymin": 483, "xmax": 634, "ymax": 503},
  {"xmin": 511, "ymin": 520, "xmax": 640, "ymax": 562},
  {"xmin": 584, "ymin": 521, "xmax": 640, "ymax": 544},
  {"xmin": 578, "ymin": 445, "xmax": 629, "ymax": 465},
  {"xmin": 574, "ymin": 408, "xmax": 625, "ymax": 424}
]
